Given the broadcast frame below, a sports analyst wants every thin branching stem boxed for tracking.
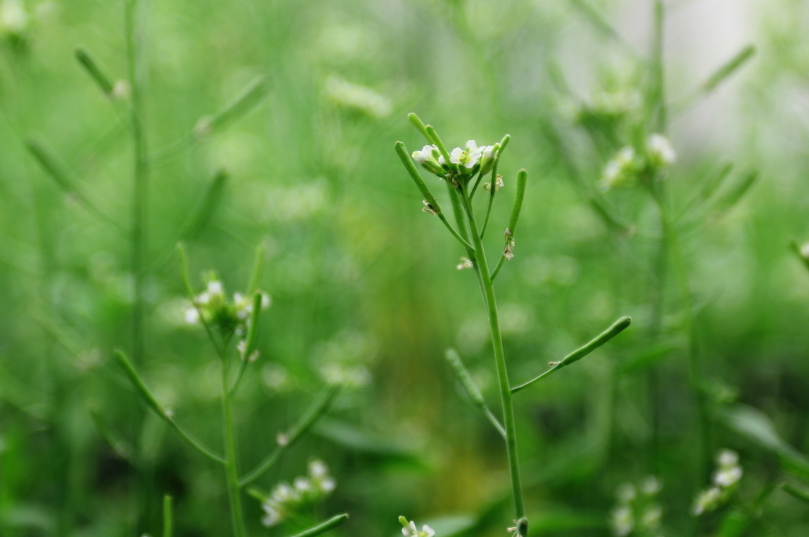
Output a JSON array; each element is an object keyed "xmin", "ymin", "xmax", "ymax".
[
  {"xmin": 239, "ymin": 385, "xmax": 339, "ymax": 487},
  {"xmin": 457, "ymin": 182, "xmax": 526, "ymax": 534}
]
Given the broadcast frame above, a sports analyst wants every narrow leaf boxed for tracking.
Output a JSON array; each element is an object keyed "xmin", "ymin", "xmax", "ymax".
[
  {"xmin": 286, "ymin": 514, "xmax": 348, "ymax": 537},
  {"xmin": 702, "ymin": 45, "xmax": 756, "ymax": 94},
  {"xmin": 75, "ymin": 46, "xmax": 115, "ymax": 95},
  {"xmin": 203, "ymin": 76, "xmax": 269, "ymax": 133},
  {"xmin": 446, "ymin": 348, "xmax": 506, "ymax": 438},
  {"xmin": 178, "ymin": 169, "xmax": 228, "ymax": 241}
]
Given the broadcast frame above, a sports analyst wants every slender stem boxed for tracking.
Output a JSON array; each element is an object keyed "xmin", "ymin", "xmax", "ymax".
[
  {"xmin": 491, "ymin": 254, "xmax": 507, "ymax": 282},
  {"xmin": 651, "ymin": 184, "xmax": 711, "ymax": 482},
  {"xmin": 125, "ymin": 0, "xmax": 148, "ymax": 366},
  {"xmin": 651, "ymin": 0, "xmax": 667, "ymax": 132},
  {"xmin": 239, "ymin": 385, "xmax": 338, "ymax": 487},
  {"xmin": 458, "ymin": 183, "xmax": 526, "ymax": 532},
  {"xmin": 221, "ymin": 355, "xmax": 247, "ymax": 537}
]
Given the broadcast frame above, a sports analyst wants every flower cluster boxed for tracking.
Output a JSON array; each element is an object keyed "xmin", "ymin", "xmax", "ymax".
[
  {"xmin": 398, "ymin": 517, "xmax": 435, "ymax": 537},
  {"xmin": 261, "ymin": 461, "xmax": 336, "ymax": 527},
  {"xmin": 184, "ymin": 278, "xmax": 270, "ymax": 340},
  {"xmin": 599, "ymin": 134, "xmax": 676, "ymax": 191},
  {"xmin": 412, "ymin": 140, "xmax": 499, "ymax": 183},
  {"xmin": 609, "ymin": 477, "xmax": 663, "ymax": 537},
  {"xmin": 692, "ymin": 449, "xmax": 743, "ymax": 516}
]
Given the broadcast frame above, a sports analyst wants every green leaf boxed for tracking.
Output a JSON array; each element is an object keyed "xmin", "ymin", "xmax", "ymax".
[{"xmin": 719, "ymin": 404, "xmax": 809, "ymax": 480}]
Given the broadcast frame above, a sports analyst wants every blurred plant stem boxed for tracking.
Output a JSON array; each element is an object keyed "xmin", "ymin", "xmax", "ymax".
[
  {"xmin": 125, "ymin": 0, "xmax": 152, "ymax": 531},
  {"xmin": 220, "ymin": 349, "xmax": 248, "ymax": 537},
  {"xmin": 125, "ymin": 0, "xmax": 148, "ymax": 367},
  {"xmin": 646, "ymin": 0, "xmax": 710, "ymax": 485}
]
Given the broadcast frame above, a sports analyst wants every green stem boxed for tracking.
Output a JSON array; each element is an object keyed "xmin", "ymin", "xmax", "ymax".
[
  {"xmin": 651, "ymin": 183, "xmax": 710, "ymax": 482},
  {"xmin": 221, "ymin": 355, "xmax": 247, "ymax": 537},
  {"xmin": 239, "ymin": 385, "xmax": 338, "ymax": 487},
  {"xmin": 651, "ymin": 0, "xmax": 667, "ymax": 132},
  {"xmin": 458, "ymin": 183, "xmax": 526, "ymax": 533},
  {"xmin": 125, "ymin": 0, "xmax": 148, "ymax": 366}
]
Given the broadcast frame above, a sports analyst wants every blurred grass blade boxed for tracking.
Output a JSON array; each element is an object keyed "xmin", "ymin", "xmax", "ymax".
[
  {"xmin": 783, "ymin": 482, "xmax": 809, "ymax": 504},
  {"xmin": 244, "ymin": 292, "xmax": 263, "ymax": 358},
  {"xmin": 568, "ymin": 0, "xmax": 638, "ymax": 56},
  {"xmin": 204, "ymin": 76, "xmax": 269, "ymax": 132},
  {"xmin": 719, "ymin": 404, "xmax": 809, "ymax": 480},
  {"xmin": 710, "ymin": 170, "xmax": 758, "ymax": 215},
  {"xmin": 674, "ymin": 45, "xmax": 756, "ymax": 112},
  {"xmin": 113, "ymin": 350, "xmax": 226, "ymax": 464},
  {"xmin": 702, "ymin": 45, "xmax": 756, "ymax": 94},
  {"xmin": 75, "ymin": 46, "xmax": 115, "ymax": 95},
  {"xmin": 89, "ymin": 407, "xmax": 134, "ymax": 462},
  {"xmin": 178, "ymin": 169, "xmax": 228, "ymax": 241},
  {"xmin": 286, "ymin": 513, "xmax": 348, "ymax": 537},
  {"xmin": 163, "ymin": 495, "xmax": 173, "ymax": 537},
  {"xmin": 617, "ymin": 339, "xmax": 680, "ymax": 374},
  {"xmin": 247, "ymin": 241, "xmax": 265, "ymax": 293},
  {"xmin": 446, "ymin": 348, "xmax": 506, "ymax": 439},
  {"xmin": 700, "ymin": 163, "xmax": 734, "ymax": 203},
  {"xmin": 512, "ymin": 316, "xmax": 631, "ymax": 393},
  {"xmin": 239, "ymin": 385, "xmax": 338, "ymax": 486},
  {"xmin": 26, "ymin": 138, "xmax": 123, "ymax": 231}
]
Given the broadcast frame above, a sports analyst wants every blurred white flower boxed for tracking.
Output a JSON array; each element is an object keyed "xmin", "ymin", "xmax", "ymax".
[
  {"xmin": 400, "ymin": 517, "xmax": 435, "ymax": 537},
  {"xmin": 647, "ymin": 133, "xmax": 676, "ymax": 170},
  {"xmin": 714, "ymin": 465, "xmax": 742, "ymax": 487},
  {"xmin": 1, "ymin": 0, "xmax": 28, "ymax": 34},
  {"xmin": 692, "ymin": 486, "xmax": 722, "ymax": 516},
  {"xmin": 324, "ymin": 75, "xmax": 392, "ymax": 119}
]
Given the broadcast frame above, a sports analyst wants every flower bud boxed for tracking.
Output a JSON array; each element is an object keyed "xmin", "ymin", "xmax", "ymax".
[{"xmin": 478, "ymin": 143, "xmax": 500, "ymax": 175}]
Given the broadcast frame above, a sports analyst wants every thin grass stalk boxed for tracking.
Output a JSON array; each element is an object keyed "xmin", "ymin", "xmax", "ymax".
[{"xmin": 125, "ymin": 0, "xmax": 148, "ymax": 366}]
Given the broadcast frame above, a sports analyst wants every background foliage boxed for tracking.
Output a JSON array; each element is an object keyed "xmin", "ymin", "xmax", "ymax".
[{"xmin": 1, "ymin": 0, "xmax": 809, "ymax": 535}]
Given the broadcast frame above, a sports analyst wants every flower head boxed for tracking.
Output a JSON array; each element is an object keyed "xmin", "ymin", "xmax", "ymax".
[
  {"xmin": 399, "ymin": 517, "xmax": 435, "ymax": 537},
  {"xmin": 450, "ymin": 140, "xmax": 484, "ymax": 169},
  {"xmin": 647, "ymin": 133, "xmax": 676, "ymax": 170}
]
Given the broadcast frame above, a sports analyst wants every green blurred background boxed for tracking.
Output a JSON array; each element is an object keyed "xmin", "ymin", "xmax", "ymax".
[{"xmin": 1, "ymin": 0, "xmax": 809, "ymax": 535}]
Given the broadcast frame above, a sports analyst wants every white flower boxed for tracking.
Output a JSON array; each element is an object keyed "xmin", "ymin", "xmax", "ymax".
[
  {"xmin": 717, "ymin": 449, "xmax": 739, "ymax": 468},
  {"xmin": 400, "ymin": 517, "xmax": 436, "ymax": 537},
  {"xmin": 1, "ymin": 0, "xmax": 28, "ymax": 34},
  {"xmin": 294, "ymin": 477, "xmax": 312, "ymax": 493},
  {"xmin": 616, "ymin": 483, "xmax": 636, "ymax": 503},
  {"xmin": 412, "ymin": 145, "xmax": 444, "ymax": 175},
  {"xmin": 599, "ymin": 146, "xmax": 638, "ymax": 191},
  {"xmin": 412, "ymin": 145, "xmax": 437, "ymax": 164},
  {"xmin": 713, "ymin": 465, "xmax": 742, "ymax": 487},
  {"xmin": 309, "ymin": 460, "xmax": 328, "ymax": 479},
  {"xmin": 641, "ymin": 476, "xmax": 662, "ymax": 496},
  {"xmin": 207, "ymin": 280, "xmax": 223, "ymax": 296},
  {"xmin": 449, "ymin": 140, "xmax": 483, "ymax": 169},
  {"xmin": 647, "ymin": 133, "xmax": 676, "ymax": 169},
  {"xmin": 692, "ymin": 487, "xmax": 722, "ymax": 516},
  {"xmin": 262, "ymin": 504, "xmax": 282, "ymax": 527},
  {"xmin": 184, "ymin": 307, "xmax": 199, "ymax": 324},
  {"xmin": 610, "ymin": 505, "xmax": 633, "ymax": 536},
  {"xmin": 800, "ymin": 241, "xmax": 809, "ymax": 260}
]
